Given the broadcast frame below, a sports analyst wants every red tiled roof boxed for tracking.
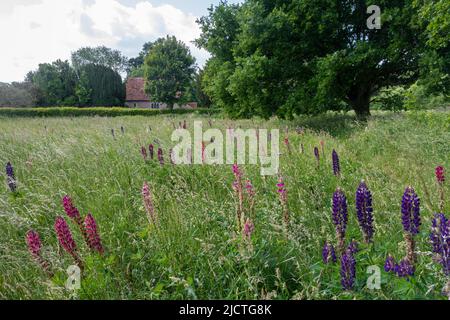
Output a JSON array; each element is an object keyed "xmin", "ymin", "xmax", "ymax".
[{"xmin": 126, "ymin": 77, "xmax": 150, "ymax": 101}]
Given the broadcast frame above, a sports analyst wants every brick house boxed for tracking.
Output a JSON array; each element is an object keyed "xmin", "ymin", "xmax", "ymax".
[{"xmin": 124, "ymin": 77, "xmax": 197, "ymax": 109}]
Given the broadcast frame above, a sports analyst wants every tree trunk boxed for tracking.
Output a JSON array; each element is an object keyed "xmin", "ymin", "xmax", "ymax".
[{"xmin": 349, "ymin": 86, "xmax": 372, "ymax": 121}]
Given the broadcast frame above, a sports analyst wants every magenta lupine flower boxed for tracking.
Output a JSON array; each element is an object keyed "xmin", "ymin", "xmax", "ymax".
[
  {"xmin": 340, "ymin": 248, "xmax": 356, "ymax": 290},
  {"xmin": 332, "ymin": 188, "xmax": 348, "ymax": 252},
  {"xmin": 26, "ymin": 230, "xmax": 52, "ymax": 275},
  {"xmin": 245, "ymin": 179, "xmax": 255, "ymax": 199},
  {"xmin": 141, "ymin": 146, "xmax": 148, "ymax": 161},
  {"xmin": 149, "ymin": 144, "xmax": 154, "ymax": 160},
  {"xmin": 62, "ymin": 196, "xmax": 80, "ymax": 219},
  {"xmin": 54, "ymin": 217, "xmax": 82, "ymax": 268},
  {"xmin": 157, "ymin": 148, "xmax": 164, "ymax": 165},
  {"xmin": 26, "ymin": 230, "xmax": 42, "ymax": 259},
  {"xmin": 5, "ymin": 162, "xmax": 16, "ymax": 192},
  {"xmin": 436, "ymin": 166, "xmax": 445, "ymax": 184},
  {"xmin": 142, "ymin": 181, "xmax": 156, "ymax": 224},
  {"xmin": 202, "ymin": 142, "xmax": 206, "ymax": 163},
  {"xmin": 84, "ymin": 213, "xmax": 104, "ymax": 254},
  {"xmin": 277, "ymin": 176, "xmax": 287, "ymax": 205},
  {"xmin": 401, "ymin": 186, "xmax": 421, "ymax": 235},
  {"xmin": 314, "ymin": 147, "xmax": 320, "ymax": 167},
  {"xmin": 332, "ymin": 149, "xmax": 341, "ymax": 176},
  {"xmin": 232, "ymin": 164, "xmax": 244, "ymax": 230},
  {"xmin": 243, "ymin": 218, "xmax": 255, "ymax": 239},
  {"xmin": 277, "ymin": 176, "xmax": 289, "ymax": 227},
  {"xmin": 355, "ymin": 181, "xmax": 374, "ymax": 243},
  {"xmin": 436, "ymin": 166, "xmax": 445, "ymax": 212},
  {"xmin": 430, "ymin": 213, "xmax": 450, "ymax": 275},
  {"xmin": 284, "ymin": 137, "xmax": 291, "ymax": 154},
  {"xmin": 62, "ymin": 195, "xmax": 88, "ymax": 244},
  {"xmin": 322, "ymin": 242, "xmax": 337, "ymax": 264},
  {"xmin": 54, "ymin": 216, "xmax": 77, "ymax": 254}
]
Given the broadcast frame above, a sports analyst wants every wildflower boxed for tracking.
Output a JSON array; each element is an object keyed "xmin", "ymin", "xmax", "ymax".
[
  {"xmin": 435, "ymin": 166, "xmax": 445, "ymax": 212},
  {"xmin": 394, "ymin": 258, "xmax": 415, "ymax": 277},
  {"xmin": 243, "ymin": 218, "xmax": 254, "ymax": 239},
  {"xmin": 142, "ymin": 181, "xmax": 156, "ymax": 225},
  {"xmin": 322, "ymin": 242, "xmax": 337, "ymax": 264},
  {"xmin": 149, "ymin": 144, "xmax": 154, "ymax": 160},
  {"xmin": 348, "ymin": 240, "xmax": 359, "ymax": 254},
  {"xmin": 401, "ymin": 186, "xmax": 421, "ymax": 235},
  {"xmin": 401, "ymin": 186, "xmax": 421, "ymax": 263},
  {"xmin": 158, "ymin": 148, "xmax": 164, "ymax": 165},
  {"xmin": 62, "ymin": 196, "xmax": 88, "ymax": 245},
  {"xmin": 355, "ymin": 181, "xmax": 374, "ymax": 243},
  {"xmin": 332, "ymin": 149, "xmax": 341, "ymax": 176},
  {"xmin": 430, "ymin": 213, "xmax": 450, "ymax": 275},
  {"xmin": 141, "ymin": 146, "xmax": 148, "ymax": 161},
  {"xmin": 384, "ymin": 255, "xmax": 396, "ymax": 272},
  {"xmin": 332, "ymin": 188, "xmax": 348, "ymax": 252},
  {"xmin": 54, "ymin": 216, "xmax": 83, "ymax": 268},
  {"xmin": 26, "ymin": 230, "xmax": 51, "ymax": 275},
  {"xmin": 5, "ymin": 162, "xmax": 16, "ymax": 192},
  {"xmin": 277, "ymin": 175, "xmax": 289, "ymax": 228},
  {"xmin": 436, "ymin": 166, "xmax": 445, "ymax": 184},
  {"xmin": 340, "ymin": 248, "xmax": 356, "ymax": 290},
  {"xmin": 314, "ymin": 147, "xmax": 320, "ymax": 168},
  {"xmin": 284, "ymin": 137, "xmax": 291, "ymax": 154},
  {"xmin": 232, "ymin": 164, "xmax": 244, "ymax": 230},
  {"xmin": 84, "ymin": 213, "xmax": 104, "ymax": 254}
]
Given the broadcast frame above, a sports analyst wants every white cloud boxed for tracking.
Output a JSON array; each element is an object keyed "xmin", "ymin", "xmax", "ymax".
[{"xmin": 0, "ymin": 0, "xmax": 209, "ymax": 82}]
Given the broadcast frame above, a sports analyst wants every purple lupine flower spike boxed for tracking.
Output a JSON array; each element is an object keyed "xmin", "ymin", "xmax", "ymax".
[
  {"xmin": 322, "ymin": 242, "xmax": 337, "ymax": 264},
  {"xmin": 142, "ymin": 181, "xmax": 157, "ymax": 225},
  {"xmin": 394, "ymin": 258, "xmax": 415, "ymax": 277},
  {"xmin": 314, "ymin": 147, "xmax": 320, "ymax": 168},
  {"xmin": 355, "ymin": 181, "xmax": 374, "ymax": 243},
  {"xmin": 332, "ymin": 149, "xmax": 341, "ymax": 176},
  {"xmin": 401, "ymin": 186, "xmax": 421, "ymax": 263},
  {"xmin": 384, "ymin": 255, "xmax": 396, "ymax": 272},
  {"xmin": 243, "ymin": 218, "xmax": 255, "ymax": 239},
  {"xmin": 348, "ymin": 240, "xmax": 359, "ymax": 254},
  {"xmin": 430, "ymin": 213, "xmax": 450, "ymax": 275},
  {"xmin": 340, "ymin": 248, "xmax": 356, "ymax": 290},
  {"xmin": 401, "ymin": 186, "xmax": 421, "ymax": 235},
  {"xmin": 332, "ymin": 188, "xmax": 348, "ymax": 252},
  {"xmin": 5, "ymin": 162, "xmax": 17, "ymax": 192}
]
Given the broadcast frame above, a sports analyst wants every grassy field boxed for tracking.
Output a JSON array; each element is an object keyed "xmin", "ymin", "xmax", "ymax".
[{"xmin": 0, "ymin": 110, "xmax": 449, "ymax": 300}]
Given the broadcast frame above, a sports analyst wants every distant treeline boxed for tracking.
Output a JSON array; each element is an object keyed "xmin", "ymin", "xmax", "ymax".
[{"xmin": 0, "ymin": 107, "xmax": 220, "ymax": 118}]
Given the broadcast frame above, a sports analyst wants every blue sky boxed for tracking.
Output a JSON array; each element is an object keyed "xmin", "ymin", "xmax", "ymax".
[{"xmin": 0, "ymin": 0, "xmax": 243, "ymax": 83}]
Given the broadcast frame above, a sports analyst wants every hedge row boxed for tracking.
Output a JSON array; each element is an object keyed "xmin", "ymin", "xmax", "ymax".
[{"xmin": 0, "ymin": 107, "xmax": 221, "ymax": 118}]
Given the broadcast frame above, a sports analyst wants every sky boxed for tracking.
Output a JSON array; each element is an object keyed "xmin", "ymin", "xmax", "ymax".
[{"xmin": 0, "ymin": 0, "xmax": 242, "ymax": 83}]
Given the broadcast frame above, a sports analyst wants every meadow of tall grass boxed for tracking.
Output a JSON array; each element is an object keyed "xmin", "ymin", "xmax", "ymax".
[{"xmin": 0, "ymin": 110, "xmax": 449, "ymax": 299}]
